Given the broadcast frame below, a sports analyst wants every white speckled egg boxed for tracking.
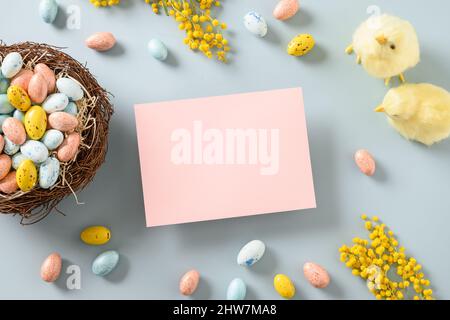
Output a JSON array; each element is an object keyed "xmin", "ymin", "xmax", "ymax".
[
  {"xmin": 12, "ymin": 152, "xmax": 28, "ymax": 170},
  {"xmin": 148, "ymin": 39, "xmax": 168, "ymax": 61},
  {"xmin": 227, "ymin": 278, "xmax": 247, "ymax": 300},
  {"xmin": 3, "ymin": 136, "xmax": 20, "ymax": 155},
  {"xmin": 56, "ymin": 78, "xmax": 84, "ymax": 101},
  {"xmin": 20, "ymin": 140, "xmax": 49, "ymax": 164},
  {"xmin": 63, "ymin": 101, "xmax": 78, "ymax": 116},
  {"xmin": 1, "ymin": 52, "xmax": 23, "ymax": 78},
  {"xmin": 92, "ymin": 250, "xmax": 120, "ymax": 276},
  {"xmin": 237, "ymin": 240, "xmax": 265, "ymax": 266},
  {"xmin": 39, "ymin": 0, "xmax": 58, "ymax": 24},
  {"xmin": 243, "ymin": 12, "xmax": 268, "ymax": 37},
  {"xmin": 39, "ymin": 157, "xmax": 60, "ymax": 189},
  {"xmin": 41, "ymin": 129, "xmax": 64, "ymax": 150},
  {"xmin": 42, "ymin": 93, "xmax": 69, "ymax": 113},
  {"xmin": 0, "ymin": 94, "xmax": 14, "ymax": 114}
]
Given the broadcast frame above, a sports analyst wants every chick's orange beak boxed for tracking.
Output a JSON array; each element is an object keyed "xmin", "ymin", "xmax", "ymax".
[
  {"xmin": 375, "ymin": 35, "xmax": 388, "ymax": 45},
  {"xmin": 375, "ymin": 105, "xmax": 385, "ymax": 113}
]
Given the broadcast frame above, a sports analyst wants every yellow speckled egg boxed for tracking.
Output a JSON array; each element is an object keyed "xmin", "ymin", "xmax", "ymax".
[
  {"xmin": 24, "ymin": 105, "xmax": 48, "ymax": 140},
  {"xmin": 81, "ymin": 226, "xmax": 111, "ymax": 245},
  {"xmin": 274, "ymin": 274, "xmax": 296, "ymax": 299},
  {"xmin": 16, "ymin": 159, "xmax": 37, "ymax": 192},
  {"xmin": 287, "ymin": 34, "xmax": 315, "ymax": 57},
  {"xmin": 7, "ymin": 85, "xmax": 31, "ymax": 112}
]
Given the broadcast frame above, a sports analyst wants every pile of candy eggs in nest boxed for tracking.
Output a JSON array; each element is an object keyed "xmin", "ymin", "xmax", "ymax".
[{"xmin": 0, "ymin": 51, "xmax": 83, "ymax": 194}]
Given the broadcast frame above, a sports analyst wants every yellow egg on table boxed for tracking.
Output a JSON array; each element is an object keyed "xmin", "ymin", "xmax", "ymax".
[
  {"xmin": 81, "ymin": 225, "xmax": 111, "ymax": 245},
  {"xmin": 7, "ymin": 85, "xmax": 31, "ymax": 112},
  {"xmin": 16, "ymin": 159, "xmax": 37, "ymax": 192},
  {"xmin": 273, "ymin": 274, "xmax": 296, "ymax": 299},
  {"xmin": 24, "ymin": 105, "xmax": 48, "ymax": 140},
  {"xmin": 287, "ymin": 34, "xmax": 315, "ymax": 57}
]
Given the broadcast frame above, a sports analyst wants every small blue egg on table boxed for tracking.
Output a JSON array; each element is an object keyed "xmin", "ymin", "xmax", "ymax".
[
  {"xmin": 39, "ymin": 0, "xmax": 58, "ymax": 24},
  {"xmin": 92, "ymin": 250, "xmax": 120, "ymax": 276},
  {"xmin": 227, "ymin": 278, "xmax": 247, "ymax": 300},
  {"xmin": 148, "ymin": 39, "xmax": 169, "ymax": 61}
]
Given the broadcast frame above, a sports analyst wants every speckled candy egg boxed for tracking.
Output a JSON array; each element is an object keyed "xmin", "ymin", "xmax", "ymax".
[
  {"xmin": 273, "ymin": 274, "xmax": 295, "ymax": 299},
  {"xmin": 39, "ymin": 157, "xmax": 60, "ymax": 189},
  {"xmin": 28, "ymin": 73, "xmax": 48, "ymax": 104},
  {"xmin": 48, "ymin": 112, "xmax": 78, "ymax": 132},
  {"xmin": 7, "ymin": 85, "xmax": 31, "ymax": 111},
  {"xmin": 354, "ymin": 149, "xmax": 376, "ymax": 176},
  {"xmin": 11, "ymin": 69, "xmax": 33, "ymax": 91},
  {"xmin": 3, "ymin": 136, "xmax": 20, "ymax": 155},
  {"xmin": 237, "ymin": 240, "xmax": 265, "ymax": 266},
  {"xmin": 57, "ymin": 132, "xmax": 80, "ymax": 162},
  {"xmin": 11, "ymin": 152, "xmax": 27, "ymax": 170},
  {"xmin": 24, "ymin": 105, "xmax": 47, "ymax": 140},
  {"xmin": 273, "ymin": 0, "xmax": 300, "ymax": 21},
  {"xmin": 56, "ymin": 78, "xmax": 83, "ymax": 101},
  {"xmin": 243, "ymin": 12, "xmax": 268, "ymax": 37},
  {"xmin": 303, "ymin": 262, "xmax": 330, "ymax": 288},
  {"xmin": 148, "ymin": 39, "xmax": 169, "ymax": 61},
  {"xmin": 287, "ymin": 34, "xmax": 315, "ymax": 56},
  {"xmin": 227, "ymin": 278, "xmax": 246, "ymax": 300},
  {"xmin": 16, "ymin": 159, "xmax": 37, "ymax": 192},
  {"xmin": 81, "ymin": 226, "xmax": 111, "ymax": 245},
  {"xmin": 86, "ymin": 32, "xmax": 117, "ymax": 52},
  {"xmin": 0, "ymin": 171, "xmax": 18, "ymax": 194},
  {"xmin": 0, "ymin": 94, "xmax": 15, "ymax": 114},
  {"xmin": 40, "ymin": 252, "xmax": 62, "ymax": 283},
  {"xmin": 179, "ymin": 269, "xmax": 200, "ymax": 296},
  {"xmin": 63, "ymin": 102, "xmax": 78, "ymax": 116},
  {"xmin": 34, "ymin": 63, "xmax": 56, "ymax": 92},
  {"xmin": 39, "ymin": 0, "xmax": 58, "ymax": 24},
  {"xmin": 0, "ymin": 135, "xmax": 4, "ymax": 153},
  {"xmin": 1, "ymin": 52, "xmax": 23, "ymax": 78},
  {"xmin": 2, "ymin": 117, "xmax": 27, "ymax": 145},
  {"xmin": 20, "ymin": 140, "xmax": 49, "ymax": 164},
  {"xmin": 43, "ymin": 93, "xmax": 69, "ymax": 114},
  {"xmin": 92, "ymin": 250, "xmax": 120, "ymax": 276},
  {"xmin": 0, "ymin": 78, "xmax": 9, "ymax": 94},
  {"xmin": 41, "ymin": 129, "xmax": 64, "ymax": 150},
  {"xmin": 13, "ymin": 109, "xmax": 25, "ymax": 122},
  {"xmin": 0, "ymin": 115, "xmax": 10, "ymax": 133},
  {"xmin": 0, "ymin": 154, "xmax": 12, "ymax": 180}
]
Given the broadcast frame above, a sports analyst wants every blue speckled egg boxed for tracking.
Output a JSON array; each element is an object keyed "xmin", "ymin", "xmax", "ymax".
[
  {"xmin": 13, "ymin": 109, "xmax": 25, "ymax": 122},
  {"xmin": 237, "ymin": 240, "xmax": 265, "ymax": 266},
  {"xmin": 43, "ymin": 93, "xmax": 69, "ymax": 113},
  {"xmin": 39, "ymin": 0, "xmax": 58, "ymax": 24},
  {"xmin": 148, "ymin": 39, "xmax": 168, "ymax": 61},
  {"xmin": 41, "ymin": 129, "xmax": 64, "ymax": 150},
  {"xmin": 92, "ymin": 250, "xmax": 120, "ymax": 276},
  {"xmin": 63, "ymin": 101, "xmax": 78, "ymax": 116},
  {"xmin": 56, "ymin": 78, "xmax": 84, "ymax": 101},
  {"xmin": 20, "ymin": 140, "xmax": 49, "ymax": 163},
  {"xmin": 0, "ymin": 94, "xmax": 14, "ymax": 114},
  {"xmin": 3, "ymin": 136, "xmax": 20, "ymax": 155},
  {"xmin": 39, "ymin": 157, "xmax": 60, "ymax": 189},
  {"xmin": 0, "ymin": 78, "xmax": 9, "ymax": 94},
  {"xmin": 1, "ymin": 52, "xmax": 23, "ymax": 78},
  {"xmin": 12, "ymin": 152, "xmax": 28, "ymax": 170},
  {"xmin": 243, "ymin": 12, "xmax": 268, "ymax": 37},
  {"xmin": 227, "ymin": 278, "xmax": 247, "ymax": 300}
]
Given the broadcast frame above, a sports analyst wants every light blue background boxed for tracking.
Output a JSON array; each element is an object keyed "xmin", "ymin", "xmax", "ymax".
[{"xmin": 0, "ymin": 0, "xmax": 449, "ymax": 300}]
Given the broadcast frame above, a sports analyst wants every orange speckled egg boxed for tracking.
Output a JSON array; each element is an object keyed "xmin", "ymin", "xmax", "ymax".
[
  {"xmin": 11, "ymin": 69, "xmax": 33, "ymax": 91},
  {"xmin": 0, "ymin": 154, "xmax": 12, "ymax": 180},
  {"xmin": 303, "ymin": 262, "xmax": 330, "ymax": 288},
  {"xmin": 354, "ymin": 149, "xmax": 376, "ymax": 176},
  {"xmin": 28, "ymin": 73, "xmax": 48, "ymax": 104},
  {"xmin": 273, "ymin": 0, "xmax": 299, "ymax": 21},
  {"xmin": 40, "ymin": 252, "xmax": 62, "ymax": 283},
  {"xmin": 179, "ymin": 269, "xmax": 200, "ymax": 296},
  {"xmin": 57, "ymin": 132, "xmax": 80, "ymax": 162},
  {"xmin": 34, "ymin": 63, "xmax": 56, "ymax": 93},
  {"xmin": 0, "ymin": 171, "xmax": 19, "ymax": 194},
  {"xmin": 2, "ymin": 117, "xmax": 26, "ymax": 145},
  {"xmin": 48, "ymin": 112, "xmax": 78, "ymax": 132}
]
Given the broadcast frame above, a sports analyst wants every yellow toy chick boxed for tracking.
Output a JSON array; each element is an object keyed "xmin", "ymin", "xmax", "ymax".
[
  {"xmin": 346, "ymin": 14, "xmax": 420, "ymax": 86},
  {"xmin": 375, "ymin": 83, "xmax": 450, "ymax": 146}
]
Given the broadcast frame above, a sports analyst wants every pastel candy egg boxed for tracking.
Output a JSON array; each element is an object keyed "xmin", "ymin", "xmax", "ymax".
[
  {"xmin": 41, "ymin": 129, "xmax": 64, "ymax": 150},
  {"xmin": 3, "ymin": 137, "xmax": 20, "ymax": 155},
  {"xmin": 24, "ymin": 105, "xmax": 48, "ymax": 140},
  {"xmin": 16, "ymin": 159, "xmax": 37, "ymax": 192},
  {"xmin": 86, "ymin": 32, "xmax": 117, "ymax": 52},
  {"xmin": 0, "ymin": 135, "xmax": 4, "ymax": 152},
  {"xmin": 227, "ymin": 278, "xmax": 247, "ymax": 300},
  {"xmin": 92, "ymin": 250, "xmax": 120, "ymax": 276},
  {"xmin": 2, "ymin": 117, "xmax": 27, "ymax": 145},
  {"xmin": 43, "ymin": 93, "xmax": 69, "ymax": 114},
  {"xmin": 13, "ymin": 109, "xmax": 25, "ymax": 122},
  {"xmin": 48, "ymin": 112, "xmax": 78, "ymax": 132},
  {"xmin": 40, "ymin": 252, "xmax": 62, "ymax": 283},
  {"xmin": 179, "ymin": 269, "xmax": 200, "ymax": 296},
  {"xmin": 354, "ymin": 149, "xmax": 376, "ymax": 176},
  {"xmin": 243, "ymin": 12, "xmax": 268, "ymax": 37},
  {"xmin": 20, "ymin": 140, "xmax": 49, "ymax": 163},
  {"xmin": 63, "ymin": 102, "xmax": 78, "ymax": 116},
  {"xmin": 39, "ymin": 157, "xmax": 60, "ymax": 189},
  {"xmin": 56, "ymin": 78, "xmax": 84, "ymax": 101},
  {"xmin": 0, "ymin": 94, "xmax": 14, "ymax": 114},
  {"xmin": 80, "ymin": 226, "xmax": 111, "ymax": 245},
  {"xmin": 12, "ymin": 152, "xmax": 28, "ymax": 170},
  {"xmin": 1, "ymin": 52, "xmax": 23, "ymax": 78},
  {"xmin": 0, "ymin": 115, "xmax": 10, "ymax": 133},
  {"xmin": 11, "ymin": 69, "xmax": 33, "ymax": 91},
  {"xmin": 7, "ymin": 85, "xmax": 31, "ymax": 111},
  {"xmin": 303, "ymin": 262, "xmax": 330, "ymax": 289},
  {"xmin": 28, "ymin": 73, "xmax": 48, "ymax": 104},
  {"xmin": 57, "ymin": 132, "xmax": 80, "ymax": 162},
  {"xmin": 148, "ymin": 39, "xmax": 169, "ymax": 61},
  {"xmin": 273, "ymin": 0, "xmax": 299, "ymax": 21},
  {"xmin": 34, "ymin": 63, "xmax": 56, "ymax": 92},
  {"xmin": 237, "ymin": 240, "xmax": 265, "ymax": 266},
  {"xmin": 0, "ymin": 171, "xmax": 19, "ymax": 194},
  {"xmin": 39, "ymin": 0, "xmax": 58, "ymax": 24},
  {"xmin": 273, "ymin": 274, "xmax": 295, "ymax": 299},
  {"xmin": 0, "ymin": 78, "xmax": 9, "ymax": 94},
  {"xmin": 0, "ymin": 154, "xmax": 12, "ymax": 180},
  {"xmin": 287, "ymin": 34, "xmax": 315, "ymax": 57}
]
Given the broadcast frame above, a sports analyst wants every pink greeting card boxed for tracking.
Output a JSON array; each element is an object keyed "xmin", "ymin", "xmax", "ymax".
[{"xmin": 134, "ymin": 88, "xmax": 316, "ymax": 227}]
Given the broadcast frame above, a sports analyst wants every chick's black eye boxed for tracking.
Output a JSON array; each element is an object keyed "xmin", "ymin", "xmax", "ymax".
[{"xmin": 390, "ymin": 44, "xmax": 396, "ymax": 50}]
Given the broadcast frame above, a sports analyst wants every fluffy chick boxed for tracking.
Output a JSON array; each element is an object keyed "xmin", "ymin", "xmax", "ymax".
[
  {"xmin": 375, "ymin": 83, "xmax": 450, "ymax": 146},
  {"xmin": 346, "ymin": 14, "xmax": 420, "ymax": 86}
]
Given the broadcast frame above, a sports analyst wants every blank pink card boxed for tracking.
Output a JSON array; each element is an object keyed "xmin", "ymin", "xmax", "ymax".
[{"xmin": 134, "ymin": 88, "xmax": 316, "ymax": 227}]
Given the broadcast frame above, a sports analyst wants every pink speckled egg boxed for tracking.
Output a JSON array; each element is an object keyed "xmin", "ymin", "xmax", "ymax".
[
  {"xmin": 273, "ymin": 0, "xmax": 299, "ymax": 21},
  {"xmin": 0, "ymin": 171, "xmax": 18, "ymax": 194},
  {"xmin": 0, "ymin": 135, "xmax": 4, "ymax": 153},
  {"xmin": 86, "ymin": 32, "xmax": 117, "ymax": 52},
  {"xmin": 2, "ymin": 117, "xmax": 26, "ymax": 145},
  {"xmin": 11, "ymin": 69, "xmax": 34, "ymax": 91},
  {"xmin": 179, "ymin": 269, "xmax": 200, "ymax": 296},
  {"xmin": 34, "ymin": 63, "xmax": 56, "ymax": 93},
  {"xmin": 303, "ymin": 262, "xmax": 330, "ymax": 288},
  {"xmin": 28, "ymin": 73, "xmax": 48, "ymax": 104},
  {"xmin": 57, "ymin": 132, "xmax": 80, "ymax": 162},
  {"xmin": 48, "ymin": 112, "xmax": 78, "ymax": 132},
  {"xmin": 0, "ymin": 154, "xmax": 12, "ymax": 180},
  {"xmin": 40, "ymin": 252, "xmax": 62, "ymax": 283},
  {"xmin": 354, "ymin": 149, "xmax": 376, "ymax": 176}
]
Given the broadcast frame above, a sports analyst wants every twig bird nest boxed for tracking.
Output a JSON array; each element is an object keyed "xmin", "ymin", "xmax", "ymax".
[{"xmin": 0, "ymin": 42, "xmax": 113, "ymax": 224}]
